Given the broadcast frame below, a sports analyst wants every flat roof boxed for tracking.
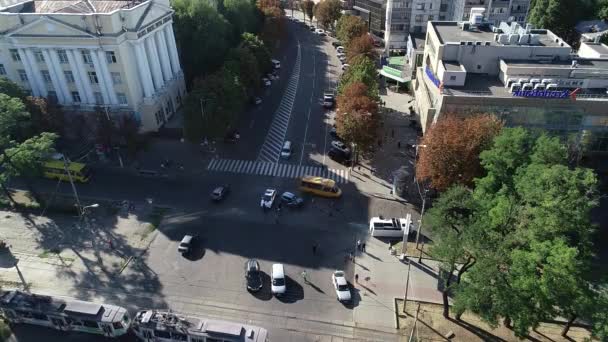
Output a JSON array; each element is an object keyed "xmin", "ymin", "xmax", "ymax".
[
  {"xmin": 409, "ymin": 33, "xmax": 425, "ymax": 50},
  {"xmin": 3, "ymin": 0, "xmax": 142, "ymax": 13},
  {"xmin": 64, "ymin": 301, "xmax": 102, "ymax": 316},
  {"xmin": 583, "ymin": 43, "xmax": 608, "ymax": 55},
  {"xmin": 443, "ymin": 61, "xmax": 463, "ymax": 71},
  {"xmin": 503, "ymin": 58, "xmax": 608, "ymax": 69},
  {"xmin": 431, "ymin": 21, "xmax": 562, "ymax": 47}
]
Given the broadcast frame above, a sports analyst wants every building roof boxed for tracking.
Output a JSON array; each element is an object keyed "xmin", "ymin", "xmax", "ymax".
[
  {"xmin": 503, "ymin": 58, "xmax": 608, "ymax": 70},
  {"xmin": 582, "ymin": 43, "xmax": 608, "ymax": 56},
  {"xmin": 409, "ymin": 33, "xmax": 425, "ymax": 51},
  {"xmin": 443, "ymin": 61, "xmax": 463, "ymax": 71},
  {"xmin": 2, "ymin": 0, "xmax": 141, "ymax": 13},
  {"xmin": 431, "ymin": 21, "xmax": 563, "ymax": 47}
]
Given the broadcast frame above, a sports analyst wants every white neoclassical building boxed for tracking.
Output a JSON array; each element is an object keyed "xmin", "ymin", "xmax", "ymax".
[{"xmin": 0, "ymin": 0, "xmax": 186, "ymax": 132}]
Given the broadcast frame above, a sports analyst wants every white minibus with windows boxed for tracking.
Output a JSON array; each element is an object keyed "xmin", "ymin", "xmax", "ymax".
[{"xmin": 369, "ymin": 215, "xmax": 411, "ymax": 238}]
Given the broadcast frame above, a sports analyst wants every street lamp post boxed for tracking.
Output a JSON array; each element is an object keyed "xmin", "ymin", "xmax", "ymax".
[{"xmin": 416, "ymin": 188, "xmax": 429, "ymax": 263}]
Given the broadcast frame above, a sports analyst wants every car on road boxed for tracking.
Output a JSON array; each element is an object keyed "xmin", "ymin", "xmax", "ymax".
[
  {"xmin": 271, "ymin": 263, "xmax": 286, "ymax": 296},
  {"xmin": 309, "ymin": 25, "xmax": 315, "ymax": 31},
  {"xmin": 323, "ymin": 93, "xmax": 335, "ymax": 108},
  {"xmin": 260, "ymin": 188, "xmax": 277, "ymax": 209},
  {"xmin": 328, "ymin": 148, "xmax": 351, "ymax": 165},
  {"xmin": 339, "ymin": 56, "xmax": 347, "ymax": 64},
  {"xmin": 336, "ymin": 46, "xmax": 344, "ymax": 53},
  {"xmin": 332, "ymin": 42, "xmax": 342, "ymax": 48},
  {"xmin": 332, "ymin": 270, "xmax": 351, "ymax": 302},
  {"xmin": 336, "ymin": 51, "xmax": 346, "ymax": 58},
  {"xmin": 341, "ymin": 64, "xmax": 350, "ymax": 71},
  {"xmin": 262, "ymin": 77, "xmax": 271, "ymax": 87},
  {"xmin": 280, "ymin": 141, "xmax": 292, "ymax": 159},
  {"xmin": 315, "ymin": 28, "xmax": 325, "ymax": 35},
  {"xmin": 211, "ymin": 185, "xmax": 230, "ymax": 202},
  {"xmin": 331, "ymin": 140, "xmax": 350, "ymax": 154},
  {"xmin": 178, "ymin": 235, "xmax": 194, "ymax": 255},
  {"xmin": 280, "ymin": 192, "xmax": 304, "ymax": 208},
  {"xmin": 271, "ymin": 59, "xmax": 281, "ymax": 69},
  {"xmin": 245, "ymin": 259, "xmax": 263, "ymax": 292}
]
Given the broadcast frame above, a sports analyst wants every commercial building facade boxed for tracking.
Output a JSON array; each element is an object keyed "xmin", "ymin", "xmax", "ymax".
[
  {"xmin": 414, "ymin": 21, "xmax": 608, "ymax": 152},
  {"xmin": 0, "ymin": 0, "xmax": 186, "ymax": 132}
]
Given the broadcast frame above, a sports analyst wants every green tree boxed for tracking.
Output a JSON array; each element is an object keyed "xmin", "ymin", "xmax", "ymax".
[
  {"xmin": 225, "ymin": 46, "xmax": 261, "ymax": 94},
  {"xmin": 600, "ymin": 0, "xmax": 608, "ymax": 20},
  {"xmin": 0, "ymin": 77, "xmax": 27, "ymax": 100},
  {"xmin": 223, "ymin": 0, "xmax": 259, "ymax": 40},
  {"xmin": 0, "ymin": 94, "xmax": 31, "ymax": 144},
  {"xmin": 313, "ymin": 0, "xmax": 341, "ymax": 29},
  {"xmin": 172, "ymin": 0, "xmax": 233, "ymax": 85},
  {"xmin": 336, "ymin": 15, "xmax": 367, "ymax": 46},
  {"xmin": 338, "ymin": 55, "xmax": 379, "ymax": 100},
  {"xmin": 300, "ymin": 0, "xmax": 314, "ymax": 23},
  {"xmin": 527, "ymin": 0, "xmax": 582, "ymax": 45},
  {"xmin": 241, "ymin": 32, "xmax": 272, "ymax": 73},
  {"xmin": 2, "ymin": 132, "xmax": 58, "ymax": 180}
]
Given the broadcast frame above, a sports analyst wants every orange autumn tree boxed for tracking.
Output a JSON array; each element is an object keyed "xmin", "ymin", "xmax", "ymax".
[
  {"xmin": 416, "ymin": 114, "xmax": 503, "ymax": 191},
  {"xmin": 346, "ymin": 34, "xmax": 377, "ymax": 63},
  {"xmin": 335, "ymin": 82, "xmax": 379, "ymax": 151}
]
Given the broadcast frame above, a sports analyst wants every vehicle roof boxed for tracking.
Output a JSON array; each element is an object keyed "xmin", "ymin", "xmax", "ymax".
[
  {"xmin": 272, "ymin": 264, "xmax": 284, "ymax": 277},
  {"xmin": 336, "ymin": 277, "xmax": 348, "ymax": 286},
  {"xmin": 44, "ymin": 160, "xmax": 87, "ymax": 171},
  {"xmin": 301, "ymin": 176, "xmax": 336, "ymax": 186},
  {"xmin": 264, "ymin": 189, "xmax": 276, "ymax": 195},
  {"xmin": 246, "ymin": 259, "xmax": 259, "ymax": 270},
  {"xmin": 180, "ymin": 235, "xmax": 193, "ymax": 244}
]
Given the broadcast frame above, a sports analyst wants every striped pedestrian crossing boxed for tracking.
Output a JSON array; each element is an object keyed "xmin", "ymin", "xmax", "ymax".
[{"xmin": 207, "ymin": 159, "xmax": 350, "ymax": 184}]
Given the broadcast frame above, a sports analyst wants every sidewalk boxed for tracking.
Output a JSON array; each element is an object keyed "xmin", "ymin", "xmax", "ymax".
[{"xmin": 351, "ymin": 236, "xmax": 445, "ymax": 331}]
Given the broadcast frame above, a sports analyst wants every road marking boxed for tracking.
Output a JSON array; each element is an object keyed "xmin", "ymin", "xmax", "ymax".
[
  {"xmin": 207, "ymin": 159, "xmax": 349, "ymax": 183},
  {"xmin": 299, "ymin": 49, "xmax": 316, "ymax": 166},
  {"xmin": 257, "ymin": 41, "xmax": 302, "ymax": 163}
]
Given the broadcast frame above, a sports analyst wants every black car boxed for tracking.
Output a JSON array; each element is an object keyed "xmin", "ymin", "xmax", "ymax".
[
  {"xmin": 329, "ymin": 126, "xmax": 340, "ymax": 139},
  {"xmin": 245, "ymin": 259, "xmax": 263, "ymax": 292},
  {"xmin": 211, "ymin": 185, "xmax": 230, "ymax": 201},
  {"xmin": 328, "ymin": 148, "xmax": 351, "ymax": 165},
  {"xmin": 280, "ymin": 192, "xmax": 304, "ymax": 208},
  {"xmin": 331, "ymin": 41, "xmax": 342, "ymax": 48}
]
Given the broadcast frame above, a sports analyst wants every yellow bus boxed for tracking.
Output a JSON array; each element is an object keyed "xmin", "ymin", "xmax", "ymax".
[
  {"xmin": 299, "ymin": 176, "xmax": 342, "ymax": 198},
  {"xmin": 42, "ymin": 160, "xmax": 91, "ymax": 183}
]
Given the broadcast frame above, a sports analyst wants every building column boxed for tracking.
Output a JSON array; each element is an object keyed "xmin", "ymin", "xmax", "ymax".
[
  {"xmin": 66, "ymin": 49, "xmax": 92, "ymax": 104},
  {"xmin": 23, "ymin": 49, "xmax": 47, "ymax": 97},
  {"xmin": 145, "ymin": 36, "xmax": 164, "ymax": 90},
  {"xmin": 155, "ymin": 30, "xmax": 173, "ymax": 82},
  {"xmin": 95, "ymin": 50, "xmax": 118, "ymax": 104},
  {"xmin": 17, "ymin": 48, "xmax": 41, "ymax": 96},
  {"xmin": 90, "ymin": 50, "xmax": 110, "ymax": 105},
  {"xmin": 163, "ymin": 25, "xmax": 181, "ymax": 74},
  {"xmin": 41, "ymin": 49, "xmax": 66, "ymax": 104},
  {"xmin": 47, "ymin": 49, "xmax": 73, "ymax": 105},
  {"xmin": 132, "ymin": 41, "xmax": 154, "ymax": 98}
]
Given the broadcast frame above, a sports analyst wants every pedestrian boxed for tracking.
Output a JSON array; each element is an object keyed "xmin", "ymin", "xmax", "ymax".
[
  {"xmin": 301, "ymin": 270, "xmax": 308, "ymax": 283},
  {"xmin": 355, "ymin": 273, "xmax": 359, "ymax": 283},
  {"xmin": 108, "ymin": 240, "xmax": 113, "ymax": 250},
  {"xmin": 362, "ymin": 243, "xmax": 366, "ymax": 252},
  {"xmin": 397, "ymin": 141, "xmax": 401, "ymax": 149},
  {"xmin": 312, "ymin": 244, "xmax": 317, "ymax": 255},
  {"xmin": 349, "ymin": 251, "xmax": 354, "ymax": 261},
  {"xmin": 356, "ymin": 239, "xmax": 361, "ymax": 251}
]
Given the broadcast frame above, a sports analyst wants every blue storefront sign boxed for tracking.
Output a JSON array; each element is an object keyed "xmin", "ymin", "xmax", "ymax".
[
  {"xmin": 512, "ymin": 88, "xmax": 579, "ymax": 99},
  {"xmin": 425, "ymin": 66, "xmax": 441, "ymax": 88}
]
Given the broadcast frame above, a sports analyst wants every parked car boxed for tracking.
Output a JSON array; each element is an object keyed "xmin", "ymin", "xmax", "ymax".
[
  {"xmin": 332, "ymin": 270, "xmax": 351, "ymax": 302},
  {"xmin": 260, "ymin": 188, "xmax": 277, "ymax": 209},
  {"xmin": 331, "ymin": 140, "xmax": 350, "ymax": 154},
  {"xmin": 329, "ymin": 126, "xmax": 340, "ymax": 139},
  {"xmin": 332, "ymin": 42, "xmax": 342, "ymax": 48},
  {"xmin": 336, "ymin": 51, "xmax": 346, "ymax": 58},
  {"xmin": 178, "ymin": 235, "xmax": 195, "ymax": 255},
  {"xmin": 271, "ymin": 59, "xmax": 281, "ymax": 69},
  {"xmin": 341, "ymin": 64, "xmax": 350, "ymax": 71},
  {"xmin": 271, "ymin": 263, "xmax": 286, "ymax": 296},
  {"xmin": 280, "ymin": 192, "xmax": 304, "ymax": 208},
  {"xmin": 245, "ymin": 259, "xmax": 263, "ymax": 292},
  {"xmin": 339, "ymin": 56, "xmax": 347, "ymax": 64},
  {"xmin": 323, "ymin": 93, "xmax": 335, "ymax": 108},
  {"xmin": 309, "ymin": 25, "xmax": 316, "ymax": 31},
  {"xmin": 315, "ymin": 28, "xmax": 326, "ymax": 35},
  {"xmin": 253, "ymin": 97, "xmax": 262, "ymax": 105},
  {"xmin": 336, "ymin": 46, "xmax": 345, "ymax": 53},
  {"xmin": 210, "ymin": 185, "xmax": 230, "ymax": 201},
  {"xmin": 262, "ymin": 77, "xmax": 271, "ymax": 87},
  {"xmin": 328, "ymin": 148, "xmax": 351, "ymax": 165}
]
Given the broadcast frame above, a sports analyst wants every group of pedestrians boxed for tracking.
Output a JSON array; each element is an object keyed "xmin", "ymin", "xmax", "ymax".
[{"xmin": 356, "ymin": 239, "xmax": 366, "ymax": 252}]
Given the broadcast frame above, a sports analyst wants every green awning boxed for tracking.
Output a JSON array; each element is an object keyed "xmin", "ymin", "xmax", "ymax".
[{"xmin": 380, "ymin": 68, "xmax": 408, "ymax": 83}]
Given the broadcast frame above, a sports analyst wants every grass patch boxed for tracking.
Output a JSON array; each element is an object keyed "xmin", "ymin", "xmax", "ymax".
[{"xmin": 0, "ymin": 319, "xmax": 11, "ymax": 341}]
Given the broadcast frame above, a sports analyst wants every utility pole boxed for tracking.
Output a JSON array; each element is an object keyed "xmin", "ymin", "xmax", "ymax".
[
  {"xmin": 62, "ymin": 155, "xmax": 82, "ymax": 217},
  {"xmin": 402, "ymin": 259, "xmax": 411, "ymax": 313},
  {"xmin": 416, "ymin": 188, "xmax": 428, "ymax": 263}
]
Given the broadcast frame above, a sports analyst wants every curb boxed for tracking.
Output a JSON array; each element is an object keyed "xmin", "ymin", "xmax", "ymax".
[{"xmin": 393, "ymin": 297, "xmax": 400, "ymax": 329}]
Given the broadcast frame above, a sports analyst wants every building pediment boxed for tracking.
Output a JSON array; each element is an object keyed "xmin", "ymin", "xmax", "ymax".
[
  {"xmin": 135, "ymin": 2, "xmax": 172, "ymax": 31},
  {"xmin": 5, "ymin": 16, "xmax": 96, "ymax": 38}
]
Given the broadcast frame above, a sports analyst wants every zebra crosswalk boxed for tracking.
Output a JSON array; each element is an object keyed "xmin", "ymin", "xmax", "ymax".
[{"xmin": 206, "ymin": 159, "xmax": 350, "ymax": 184}]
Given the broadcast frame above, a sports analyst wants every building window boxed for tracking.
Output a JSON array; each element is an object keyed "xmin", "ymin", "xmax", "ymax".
[
  {"xmin": 0, "ymin": 64, "xmax": 5, "ymax": 75},
  {"xmin": 41, "ymin": 70, "xmax": 52, "ymax": 83},
  {"xmin": 105, "ymin": 51, "xmax": 117, "ymax": 64},
  {"xmin": 34, "ymin": 50, "xmax": 45, "ymax": 63},
  {"xmin": 94, "ymin": 92, "xmax": 103, "ymax": 104},
  {"xmin": 117, "ymin": 93, "xmax": 128, "ymax": 105},
  {"xmin": 111, "ymin": 72, "xmax": 122, "ymax": 84},
  {"xmin": 81, "ymin": 50, "xmax": 93, "ymax": 65},
  {"xmin": 428, "ymin": 15, "xmax": 434, "ymax": 21},
  {"xmin": 47, "ymin": 91, "xmax": 57, "ymax": 102},
  {"xmin": 415, "ymin": 3, "xmax": 424, "ymax": 10},
  {"xmin": 57, "ymin": 50, "xmax": 69, "ymax": 64},
  {"xmin": 10, "ymin": 49, "xmax": 21, "ymax": 62},
  {"xmin": 154, "ymin": 110, "xmax": 164, "ymax": 125},
  {"xmin": 450, "ymin": 76, "xmax": 457, "ymax": 81},
  {"xmin": 415, "ymin": 14, "xmax": 423, "ymax": 23},
  {"xmin": 88, "ymin": 71, "xmax": 98, "ymax": 84},
  {"xmin": 64, "ymin": 71, "xmax": 75, "ymax": 83},
  {"xmin": 18, "ymin": 70, "xmax": 28, "ymax": 81},
  {"xmin": 71, "ymin": 91, "xmax": 81, "ymax": 103}
]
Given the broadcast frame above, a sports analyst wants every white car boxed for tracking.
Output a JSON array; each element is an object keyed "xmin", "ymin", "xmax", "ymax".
[
  {"xmin": 315, "ymin": 28, "xmax": 326, "ymax": 35},
  {"xmin": 331, "ymin": 140, "xmax": 349, "ymax": 153},
  {"xmin": 271, "ymin": 59, "xmax": 281, "ymax": 69},
  {"xmin": 271, "ymin": 264, "xmax": 286, "ymax": 296},
  {"xmin": 337, "ymin": 52, "xmax": 346, "ymax": 58},
  {"xmin": 342, "ymin": 64, "xmax": 350, "ymax": 71},
  {"xmin": 262, "ymin": 77, "xmax": 271, "ymax": 87},
  {"xmin": 260, "ymin": 188, "xmax": 276, "ymax": 209},
  {"xmin": 332, "ymin": 270, "xmax": 351, "ymax": 302},
  {"xmin": 336, "ymin": 46, "xmax": 344, "ymax": 53}
]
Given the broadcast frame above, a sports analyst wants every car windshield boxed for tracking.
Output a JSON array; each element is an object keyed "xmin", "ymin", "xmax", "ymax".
[
  {"xmin": 272, "ymin": 278, "xmax": 285, "ymax": 286},
  {"xmin": 247, "ymin": 270, "xmax": 259, "ymax": 278},
  {"xmin": 338, "ymin": 284, "xmax": 349, "ymax": 291},
  {"xmin": 263, "ymin": 194, "xmax": 272, "ymax": 201}
]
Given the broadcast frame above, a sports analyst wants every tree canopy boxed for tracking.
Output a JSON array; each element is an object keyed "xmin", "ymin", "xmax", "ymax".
[
  {"xmin": 335, "ymin": 82, "xmax": 379, "ymax": 152},
  {"xmin": 527, "ymin": 0, "xmax": 594, "ymax": 45},
  {"xmin": 424, "ymin": 127, "xmax": 607, "ymax": 339},
  {"xmin": 338, "ymin": 55, "xmax": 379, "ymax": 100},
  {"xmin": 346, "ymin": 34, "xmax": 377, "ymax": 63},
  {"xmin": 336, "ymin": 15, "xmax": 368, "ymax": 47},
  {"xmin": 300, "ymin": 0, "xmax": 314, "ymax": 23},
  {"xmin": 416, "ymin": 114, "xmax": 503, "ymax": 191},
  {"xmin": 313, "ymin": 0, "xmax": 341, "ymax": 29}
]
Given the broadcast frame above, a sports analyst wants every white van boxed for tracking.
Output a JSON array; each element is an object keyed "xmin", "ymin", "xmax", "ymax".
[
  {"xmin": 280, "ymin": 141, "xmax": 292, "ymax": 159},
  {"xmin": 369, "ymin": 214, "xmax": 411, "ymax": 238},
  {"xmin": 271, "ymin": 264, "xmax": 286, "ymax": 296},
  {"xmin": 271, "ymin": 59, "xmax": 281, "ymax": 69}
]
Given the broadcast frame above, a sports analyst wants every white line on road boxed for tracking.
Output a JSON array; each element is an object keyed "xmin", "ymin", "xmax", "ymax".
[{"xmin": 299, "ymin": 48, "xmax": 316, "ymax": 166}]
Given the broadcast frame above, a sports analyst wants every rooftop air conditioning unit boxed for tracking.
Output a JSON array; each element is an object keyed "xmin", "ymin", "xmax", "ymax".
[
  {"xmin": 499, "ymin": 34, "xmax": 509, "ymax": 44},
  {"xmin": 467, "ymin": 41, "xmax": 474, "ymax": 45},
  {"xmin": 508, "ymin": 34, "xmax": 519, "ymax": 45},
  {"xmin": 475, "ymin": 41, "xmax": 482, "ymax": 45},
  {"xmin": 470, "ymin": 13, "xmax": 483, "ymax": 25},
  {"xmin": 529, "ymin": 34, "xmax": 540, "ymax": 45},
  {"xmin": 484, "ymin": 41, "xmax": 491, "ymax": 46},
  {"xmin": 460, "ymin": 41, "xmax": 466, "ymax": 45},
  {"xmin": 518, "ymin": 34, "xmax": 530, "ymax": 44}
]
